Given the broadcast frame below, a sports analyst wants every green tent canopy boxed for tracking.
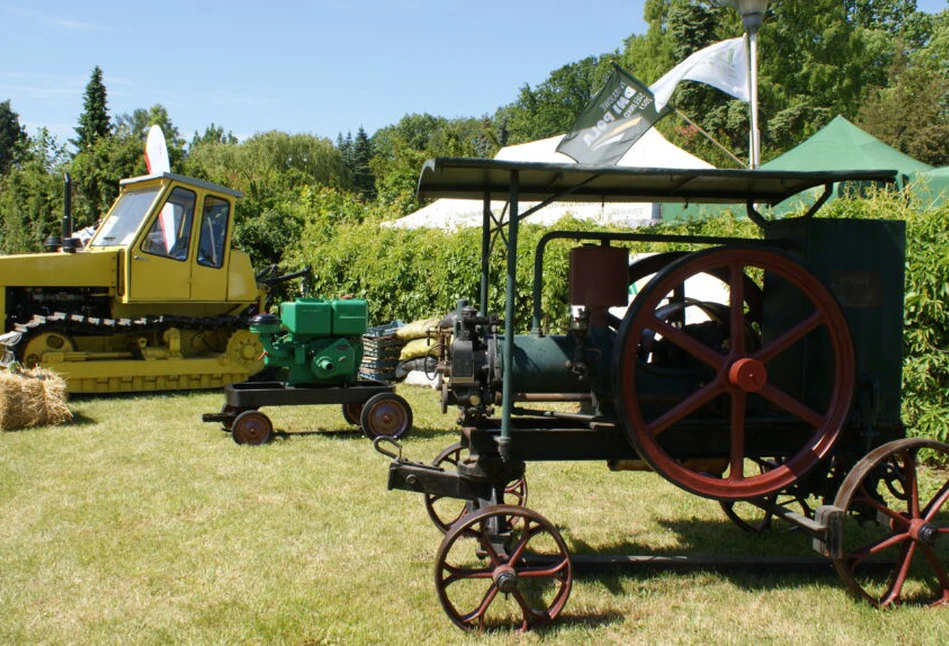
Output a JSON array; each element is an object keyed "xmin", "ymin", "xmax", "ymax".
[
  {"xmin": 664, "ymin": 115, "xmax": 932, "ymax": 220},
  {"xmin": 761, "ymin": 115, "xmax": 933, "ymax": 176},
  {"xmin": 757, "ymin": 115, "xmax": 932, "ymax": 215}
]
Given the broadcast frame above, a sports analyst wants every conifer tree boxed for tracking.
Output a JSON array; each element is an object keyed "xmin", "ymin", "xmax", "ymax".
[
  {"xmin": 73, "ymin": 66, "xmax": 111, "ymax": 151},
  {"xmin": 351, "ymin": 126, "xmax": 376, "ymax": 200}
]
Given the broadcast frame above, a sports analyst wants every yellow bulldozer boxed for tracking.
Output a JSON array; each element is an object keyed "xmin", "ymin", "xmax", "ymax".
[{"xmin": 0, "ymin": 171, "xmax": 278, "ymax": 393}]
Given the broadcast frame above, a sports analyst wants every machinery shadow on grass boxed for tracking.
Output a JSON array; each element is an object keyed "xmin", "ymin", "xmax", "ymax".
[{"xmin": 564, "ymin": 516, "xmax": 837, "ymax": 597}]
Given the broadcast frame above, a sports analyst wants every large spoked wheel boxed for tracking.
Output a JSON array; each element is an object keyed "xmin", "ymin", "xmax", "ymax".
[
  {"xmin": 626, "ymin": 251, "xmax": 764, "ymax": 327},
  {"xmin": 231, "ymin": 410, "xmax": 274, "ymax": 445},
  {"xmin": 832, "ymin": 438, "xmax": 949, "ymax": 607},
  {"xmin": 614, "ymin": 246, "xmax": 855, "ymax": 501},
  {"xmin": 719, "ymin": 457, "xmax": 815, "ymax": 532},
  {"xmin": 424, "ymin": 443, "xmax": 529, "ymax": 533},
  {"xmin": 359, "ymin": 392, "xmax": 413, "ymax": 440},
  {"xmin": 434, "ymin": 504, "xmax": 572, "ymax": 632}
]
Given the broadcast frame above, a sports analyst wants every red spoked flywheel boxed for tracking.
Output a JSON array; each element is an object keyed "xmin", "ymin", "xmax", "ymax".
[{"xmin": 613, "ymin": 245, "xmax": 855, "ymax": 501}]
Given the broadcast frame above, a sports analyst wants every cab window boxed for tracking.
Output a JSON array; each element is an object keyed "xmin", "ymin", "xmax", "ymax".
[
  {"xmin": 141, "ymin": 187, "xmax": 196, "ymax": 260},
  {"xmin": 197, "ymin": 196, "xmax": 230, "ymax": 268}
]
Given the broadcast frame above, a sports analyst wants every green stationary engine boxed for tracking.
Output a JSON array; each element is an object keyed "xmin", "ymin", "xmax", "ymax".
[{"xmin": 249, "ymin": 297, "xmax": 367, "ymax": 386}]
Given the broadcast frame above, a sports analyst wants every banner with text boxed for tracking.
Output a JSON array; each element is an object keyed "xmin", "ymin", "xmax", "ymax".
[{"xmin": 556, "ymin": 65, "xmax": 667, "ymax": 165}]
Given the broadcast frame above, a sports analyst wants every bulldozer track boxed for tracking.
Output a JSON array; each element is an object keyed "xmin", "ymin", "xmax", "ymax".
[{"xmin": 8, "ymin": 311, "xmax": 250, "ymax": 341}]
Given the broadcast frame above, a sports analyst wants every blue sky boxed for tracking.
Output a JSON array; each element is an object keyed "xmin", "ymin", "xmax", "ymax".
[{"xmin": 1, "ymin": 1, "xmax": 946, "ymax": 146}]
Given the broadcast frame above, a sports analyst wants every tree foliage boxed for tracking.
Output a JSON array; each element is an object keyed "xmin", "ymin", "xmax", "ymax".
[
  {"xmin": 72, "ymin": 66, "xmax": 111, "ymax": 152},
  {"xmin": 0, "ymin": 100, "xmax": 29, "ymax": 175}
]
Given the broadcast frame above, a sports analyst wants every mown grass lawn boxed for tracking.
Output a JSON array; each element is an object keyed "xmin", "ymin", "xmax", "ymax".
[{"xmin": 1, "ymin": 385, "xmax": 947, "ymax": 645}]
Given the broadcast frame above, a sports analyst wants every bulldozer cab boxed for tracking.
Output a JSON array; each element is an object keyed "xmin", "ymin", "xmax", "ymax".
[{"xmin": 87, "ymin": 173, "xmax": 242, "ymax": 302}]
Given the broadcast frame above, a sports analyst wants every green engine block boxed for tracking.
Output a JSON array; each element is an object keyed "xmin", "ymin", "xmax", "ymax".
[{"xmin": 249, "ymin": 297, "xmax": 368, "ymax": 386}]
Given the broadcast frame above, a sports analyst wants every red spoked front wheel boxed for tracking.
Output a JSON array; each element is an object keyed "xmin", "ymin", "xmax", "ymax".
[
  {"xmin": 614, "ymin": 246, "xmax": 855, "ymax": 501},
  {"xmin": 434, "ymin": 505, "xmax": 572, "ymax": 632}
]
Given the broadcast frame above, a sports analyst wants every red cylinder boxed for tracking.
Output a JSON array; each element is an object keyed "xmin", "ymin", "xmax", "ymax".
[{"xmin": 569, "ymin": 245, "xmax": 628, "ymax": 308}]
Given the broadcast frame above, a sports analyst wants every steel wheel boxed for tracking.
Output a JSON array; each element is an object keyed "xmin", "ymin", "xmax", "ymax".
[
  {"xmin": 434, "ymin": 504, "xmax": 572, "ymax": 632},
  {"xmin": 231, "ymin": 410, "xmax": 273, "ymax": 445},
  {"xmin": 719, "ymin": 457, "xmax": 815, "ymax": 532},
  {"xmin": 833, "ymin": 438, "xmax": 949, "ymax": 607},
  {"xmin": 614, "ymin": 246, "xmax": 855, "ymax": 501},
  {"xmin": 341, "ymin": 402, "xmax": 364, "ymax": 427},
  {"xmin": 424, "ymin": 443, "xmax": 529, "ymax": 533},
  {"xmin": 626, "ymin": 251, "xmax": 764, "ymax": 326},
  {"xmin": 218, "ymin": 404, "xmax": 243, "ymax": 431},
  {"xmin": 359, "ymin": 392, "xmax": 413, "ymax": 439}
]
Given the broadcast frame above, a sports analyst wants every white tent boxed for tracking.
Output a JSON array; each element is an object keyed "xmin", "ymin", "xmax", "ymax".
[{"xmin": 386, "ymin": 128, "xmax": 713, "ymax": 230}]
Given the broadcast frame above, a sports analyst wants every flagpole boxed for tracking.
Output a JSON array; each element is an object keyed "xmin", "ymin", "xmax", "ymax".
[
  {"xmin": 735, "ymin": 0, "xmax": 768, "ymax": 169},
  {"xmin": 749, "ymin": 28, "xmax": 760, "ymax": 168}
]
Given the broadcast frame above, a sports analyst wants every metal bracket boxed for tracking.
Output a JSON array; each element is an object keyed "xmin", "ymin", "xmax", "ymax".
[{"xmin": 812, "ymin": 505, "xmax": 845, "ymax": 558}]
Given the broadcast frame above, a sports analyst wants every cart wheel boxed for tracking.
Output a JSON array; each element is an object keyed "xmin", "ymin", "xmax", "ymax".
[
  {"xmin": 424, "ymin": 442, "xmax": 529, "ymax": 533},
  {"xmin": 434, "ymin": 504, "xmax": 572, "ymax": 632},
  {"xmin": 614, "ymin": 245, "xmax": 855, "ymax": 501},
  {"xmin": 341, "ymin": 402, "xmax": 364, "ymax": 427},
  {"xmin": 232, "ymin": 410, "xmax": 274, "ymax": 445},
  {"xmin": 218, "ymin": 404, "xmax": 249, "ymax": 432},
  {"xmin": 360, "ymin": 393, "xmax": 413, "ymax": 439},
  {"xmin": 832, "ymin": 438, "xmax": 949, "ymax": 607},
  {"xmin": 719, "ymin": 457, "xmax": 814, "ymax": 532}
]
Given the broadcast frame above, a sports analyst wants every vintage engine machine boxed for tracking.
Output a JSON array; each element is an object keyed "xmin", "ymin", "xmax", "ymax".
[
  {"xmin": 250, "ymin": 297, "xmax": 367, "ymax": 386},
  {"xmin": 376, "ymin": 160, "xmax": 949, "ymax": 632},
  {"xmin": 204, "ymin": 296, "xmax": 413, "ymax": 445}
]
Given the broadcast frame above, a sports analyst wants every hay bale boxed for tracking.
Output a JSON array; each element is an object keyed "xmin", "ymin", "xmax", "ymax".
[{"xmin": 0, "ymin": 366, "xmax": 72, "ymax": 431}]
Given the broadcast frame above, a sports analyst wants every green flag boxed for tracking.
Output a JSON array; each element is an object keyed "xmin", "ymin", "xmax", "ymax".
[{"xmin": 557, "ymin": 65, "xmax": 667, "ymax": 165}]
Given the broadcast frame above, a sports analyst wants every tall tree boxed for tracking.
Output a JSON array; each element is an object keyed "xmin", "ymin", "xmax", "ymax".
[
  {"xmin": 191, "ymin": 123, "xmax": 238, "ymax": 147},
  {"xmin": 113, "ymin": 104, "xmax": 185, "ymax": 167},
  {"xmin": 350, "ymin": 126, "xmax": 376, "ymax": 200},
  {"xmin": 495, "ymin": 56, "xmax": 610, "ymax": 145},
  {"xmin": 73, "ymin": 66, "xmax": 111, "ymax": 152},
  {"xmin": 0, "ymin": 99, "xmax": 29, "ymax": 174}
]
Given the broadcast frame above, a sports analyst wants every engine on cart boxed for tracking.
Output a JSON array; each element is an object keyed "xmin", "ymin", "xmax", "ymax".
[
  {"xmin": 436, "ymin": 244, "xmax": 733, "ymax": 423},
  {"xmin": 250, "ymin": 297, "xmax": 367, "ymax": 386}
]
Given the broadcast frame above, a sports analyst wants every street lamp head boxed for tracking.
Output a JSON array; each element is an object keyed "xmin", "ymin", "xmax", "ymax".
[{"xmin": 734, "ymin": 0, "xmax": 769, "ymax": 31}]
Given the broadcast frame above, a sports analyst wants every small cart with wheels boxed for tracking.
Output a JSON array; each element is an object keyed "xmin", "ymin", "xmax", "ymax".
[
  {"xmin": 204, "ymin": 378, "xmax": 412, "ymax": 445},
  {"xmin": 203, "ymin": 295, "xmax": 413, "ymax": 445}
]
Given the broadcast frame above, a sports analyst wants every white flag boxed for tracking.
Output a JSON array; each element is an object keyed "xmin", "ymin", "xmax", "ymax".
[{"xmin": 649, "ymin": 37, "xmax": 749, "ymax": 111}]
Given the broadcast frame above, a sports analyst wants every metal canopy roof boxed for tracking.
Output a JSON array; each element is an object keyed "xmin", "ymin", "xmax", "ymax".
[{"xmin": 416, "ymin": 157, "xmax": 897, "ymax": 206}]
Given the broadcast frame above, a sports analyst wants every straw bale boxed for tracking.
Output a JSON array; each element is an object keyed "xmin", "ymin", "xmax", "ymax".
[{"xmin": 0, "ymin": 366, "xmax": 72, "ymax": 431}]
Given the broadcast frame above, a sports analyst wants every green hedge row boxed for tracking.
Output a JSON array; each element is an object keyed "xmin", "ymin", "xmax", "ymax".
[{"xmin": 286, "ymin": 195, "xmax": 949, "ymax": 447}]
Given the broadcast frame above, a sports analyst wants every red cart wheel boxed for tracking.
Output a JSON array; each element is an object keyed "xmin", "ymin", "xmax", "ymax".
[
  {"xmin": 360, "ymin": 392, "xmax": 413, "ymax": 439},
  {"xmin": 614, "ymin": 246, "xmax": 855, "ymax": 501},
  {"xmin": 231, "ymin": 410, "xmax": 273, "ymax": 445},
  {"xmin": 424, "ymin": 442, "xmax": 529, "ymax": 533},
  {"xmin": 341, "ymin": 402, "xmax": 363, "ymax": 427},
  {"xmin": 434, "ymin": 504, "xmax": 572, "ymax": 632},
  {"xmin": 832, "ymin": 438, "xmax": 949, "ymax": 607},
  {"xmin": 719, "ymin": 457, "xmax": 815, "ymax": 532},
  {"xmin": 218, "ymin": 404, "xmax": 245, "ymax": 431}
]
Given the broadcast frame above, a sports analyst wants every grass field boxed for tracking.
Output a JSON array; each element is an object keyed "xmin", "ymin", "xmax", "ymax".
[{"xmin": 1, "ymin": 384, "xmax": 948, "ymax": 645}]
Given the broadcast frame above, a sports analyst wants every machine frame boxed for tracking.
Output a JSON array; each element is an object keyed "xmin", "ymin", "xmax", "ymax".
[{"xmin": 378, "ymin": 160, "xmax": 949, "ymax": 631}]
